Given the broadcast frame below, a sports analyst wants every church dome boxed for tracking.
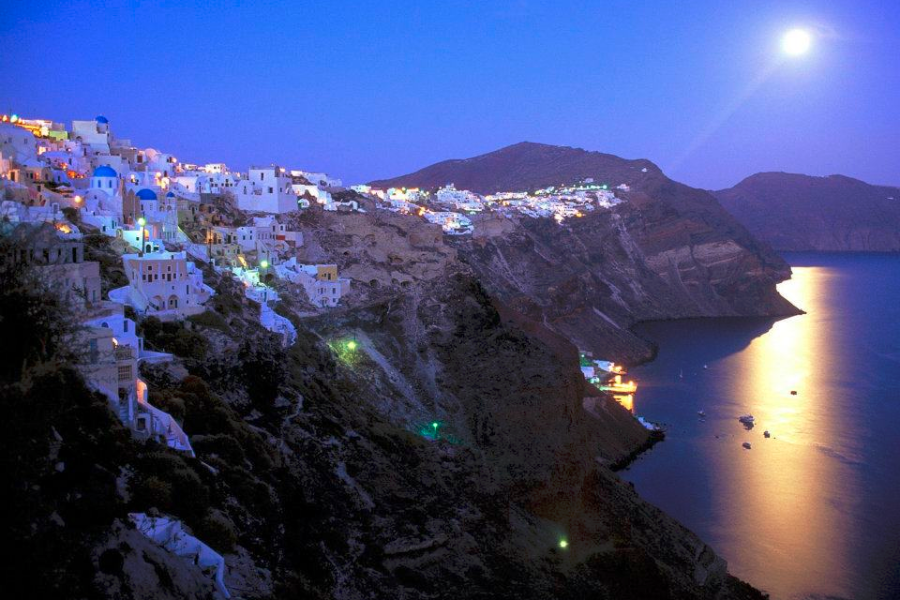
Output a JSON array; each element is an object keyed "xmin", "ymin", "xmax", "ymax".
[
  {"xmin": 135, "ymin": 188, "xmax": 158, "ymax": 201},
  {"xmin": 92, "ymin": 165, "xmax": 117, "ymax": 178}
]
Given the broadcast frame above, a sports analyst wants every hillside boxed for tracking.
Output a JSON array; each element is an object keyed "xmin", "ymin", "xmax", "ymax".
[
  {"xmin": 370, "ymin": 141, "xmax": 660, "ymax": 194},
  {"xmin": 371, "ymin": 143, "xmax": 798, "ymax": 360},
  {"xmin": 2, "ymin": 222, "xmax": 766, "ymax": 600},
  {"xmin": 715, "ymin": 172, "xmax": 900, "ymax": 252}
]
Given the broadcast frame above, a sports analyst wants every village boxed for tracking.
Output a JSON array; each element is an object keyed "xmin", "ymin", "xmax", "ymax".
[
  {"xmin": 0, "ymin": 112, "xmax": 641, "ymax": 594},
  {"xmin": 351, "ymin": 179, "xmax": 631, "ymax": 234}
]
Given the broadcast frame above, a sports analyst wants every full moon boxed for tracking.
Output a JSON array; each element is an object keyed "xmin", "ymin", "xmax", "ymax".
[{"xmin": 782, "ymin": 28, "xmax": 812, "ymax": 55}]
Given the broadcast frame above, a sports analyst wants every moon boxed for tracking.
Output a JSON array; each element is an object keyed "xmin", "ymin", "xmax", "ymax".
[{"xmin": 782, "ymin": 28, "xmax": 812, "ymax": 56}]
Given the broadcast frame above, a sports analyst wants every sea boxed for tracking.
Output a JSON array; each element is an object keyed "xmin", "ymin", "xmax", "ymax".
[{"xmin": 622, "ymin": 253, "xmax": 900, "ymax": 600}]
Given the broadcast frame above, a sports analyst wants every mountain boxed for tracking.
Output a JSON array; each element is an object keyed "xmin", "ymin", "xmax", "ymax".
[
  {"xmin": 715, "ymin": 172, "xmax": 900, "ymax": 252},
  {"xmin": 372, "ymin": 143, "xmax": 798, "ymax": 360},
  {"xmin": 370, "ymin": 141, "xmax": 659, "ymax": 194}
]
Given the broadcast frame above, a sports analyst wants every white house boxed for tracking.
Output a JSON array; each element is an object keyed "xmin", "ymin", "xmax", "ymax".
[
  {"xmin": 109, "ymin": 250, "xmax": 214, "ymax": 319},
  {"xmin": 424, "ymin": 211, "xmax": 473, "ymax": 235},
  {"xmin": 71, "ymin": 116, "xmax": 112, "ymax": 152},
  {"xmin": 274, "ymin": 258, "xmax": 350, "ymax": 307},
  {"xmin": 436, "ymin": 184, "xmax": 482, "ymax": 211},
  {"xmin": 233, "ymin": 166, "xmax": 299, "ymax": 214},
  {"xmin": 79, "ymin": 303, "xmax": 192, "ymax": 454}
]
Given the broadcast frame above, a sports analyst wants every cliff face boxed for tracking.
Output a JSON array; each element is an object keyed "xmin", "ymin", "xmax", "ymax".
[
  {"xmin": 6, "ymin": 151, "xmax": 790, "ymax": 598},
  {"xmin": 4, "ymin": 232, "xmax": 763, "ymax": 600},
  {"xmin": 715, "ymin": 172, "xmax": 900, "ymax": 252},
  {"xmin": 371, "ymin": 142, "xmax": 798, "ymax": 362}
]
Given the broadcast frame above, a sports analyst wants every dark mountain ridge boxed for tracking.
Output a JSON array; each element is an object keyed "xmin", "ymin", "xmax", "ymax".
[
  {"xmin": 715, "ymin": 171, "xmax": 900, "ymax": 252},
  {"xmin": 372, "ymin": 142, "xmax": 798, "ymax": 360},
  {"xmin": 371, "ymin": 141, "xmax": 660, "ymax": 194}
]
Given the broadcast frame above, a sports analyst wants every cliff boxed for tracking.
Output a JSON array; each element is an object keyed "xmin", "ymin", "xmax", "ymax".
[
  {"xmin": 3, "ymin": 216, "xmax": 766, "ymax": 599},
  {"xmin": 371, "ymin": 142, "xmax": 798, "ymax": 362},
  {"xmin": 715, "ymin": 172, "xmax": 900, "ymax": 252}
]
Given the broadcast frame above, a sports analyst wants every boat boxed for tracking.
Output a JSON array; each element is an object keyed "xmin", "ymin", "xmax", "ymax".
[
  {"xmin": 697, "ymin": 410, "xmax": 706, "ymax": 417},
  {"xmin": 742, "ymin": 442, "xmax": 752, "ymax": 450},
  {"xmin": 703, "ymin": 364, "xmax": 708, "ymax": 369},
  {"xmin": 764, "ymin": 430, "xmax": 771, "ymax": 438},
  {"xmin": 790, "ymin": 390, "xmax": 798, "ymax": 396},
  {"xmin": 598, "ymin": 374, "xmax": 638, "ymax": 394}
]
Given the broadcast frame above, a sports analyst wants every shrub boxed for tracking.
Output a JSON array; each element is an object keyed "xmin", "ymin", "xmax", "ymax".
[
  {"xmin": 187, "ymin": 310, "xmax": 229, "ymax": 331},
  {"xmin": 194, "ymin": 511, "xmax": 238, "ymax": 553},
  {"xmin": 132, "ymin": 475, "xmax": 174, "ymax": 511}
]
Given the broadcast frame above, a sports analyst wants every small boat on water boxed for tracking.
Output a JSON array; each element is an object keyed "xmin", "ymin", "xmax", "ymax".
[
  {"xmin": 697, "ymin": 410, "xmax": 706, "ymax": 417},
  {"xmin": 742, "ymin": 442, "xmax": 752, "ymax": 450},
  {"xmin": 790, "ymin": 390, "xmax": 798, "ymax": 396},
  {"xmin": 703, "ymin": 364, "xmax": 708, "ymax": 370},
  {"xmin": 764, "ymin": 430, "xmax": 771, "ymax": 438}
]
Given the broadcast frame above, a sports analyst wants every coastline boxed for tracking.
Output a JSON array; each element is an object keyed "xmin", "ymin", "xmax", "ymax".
[{"xmin": 610, "ymin": 428, "xmax": 665, "ymax": 471}]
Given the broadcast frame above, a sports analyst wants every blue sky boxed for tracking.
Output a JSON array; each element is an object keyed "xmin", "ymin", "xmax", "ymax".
[{"xmin": 1, "ymin": 0, "xmax": 898, "ymax": 187}]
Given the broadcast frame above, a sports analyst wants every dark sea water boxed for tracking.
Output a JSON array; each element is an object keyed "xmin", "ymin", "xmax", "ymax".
[{"xmin": 622, "ymin": 253, "xmax": 900, "ymax": 600}]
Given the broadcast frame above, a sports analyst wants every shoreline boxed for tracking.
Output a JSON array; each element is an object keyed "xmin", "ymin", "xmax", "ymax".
[
  {"xmin": 605, "ymin": 311, "xmax": 799, "ymax": 470},
  {"xmin": 610, "ymin": 429, "xmax": 665, "ymax": 472}
]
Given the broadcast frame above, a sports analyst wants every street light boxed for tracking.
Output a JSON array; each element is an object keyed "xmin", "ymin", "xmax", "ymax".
[{"xmin": 137, "ymin": 217, "xmax": 146, "ymax": 256}]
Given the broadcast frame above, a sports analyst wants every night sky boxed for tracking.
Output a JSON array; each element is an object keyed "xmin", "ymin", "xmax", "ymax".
[{"xmin": 2, "ymin": 0, "xmax": 898, "ymax": 188}]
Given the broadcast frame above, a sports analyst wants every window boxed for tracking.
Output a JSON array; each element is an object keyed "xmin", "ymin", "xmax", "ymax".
[
  {"xmin": 268, "ymin": 187, "xmax": 274, "ymax": 194},
  {"xmin": 89, "ymin": 339, "xmax": 98, "ymax": 363},
  {"xmin": 118, "ymin": 364, "xmax": 132, "ymax": 381}
]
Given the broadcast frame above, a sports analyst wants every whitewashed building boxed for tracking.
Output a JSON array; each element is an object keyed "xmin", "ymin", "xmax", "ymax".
[
  {"xmin": 274, "ymin": 258, "xmax": 350, "ymax": 307},
  {"xmin": 233, "ymin": 166, "xmax": 299, "ymax": 214},
  {"xmin": 109, "ymin": 251, "xmax": 213, "ymax": 319}
]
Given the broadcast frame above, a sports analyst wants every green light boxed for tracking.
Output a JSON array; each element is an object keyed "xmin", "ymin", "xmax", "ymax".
[
  {"xmin": 559, "ymin": 539, "xmax": 568, "ymax": 549},
  {"xmin": 137, "ymin": 217, "xmax": 146, "ymax": 227},
  {"xmin": 432, "ymin": 421, "xmax": 439, "ymax": 430},
  {"xmin": 260, "ymin": 260, "xmax": 269, "ymax": 269},
  {"xmin": 347, "ymin": 340, "xmax": 357, "ymax": 351}
]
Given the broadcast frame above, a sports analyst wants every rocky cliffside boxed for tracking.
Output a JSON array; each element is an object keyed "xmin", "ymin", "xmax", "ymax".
[
  {"xmin": 715, "ymin": 172, "xmax": 900, "ymax": 252},
  {"xmin": 3, "ymin": 226, "xmax": 765, "ymax": 599},
  {"xmin": 370, "ymin": 142, "xmax": 798, "ymax": 362},
  {"xmin": 5, "ymin": 146, "xmax": 794, "ymax": 598}
]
